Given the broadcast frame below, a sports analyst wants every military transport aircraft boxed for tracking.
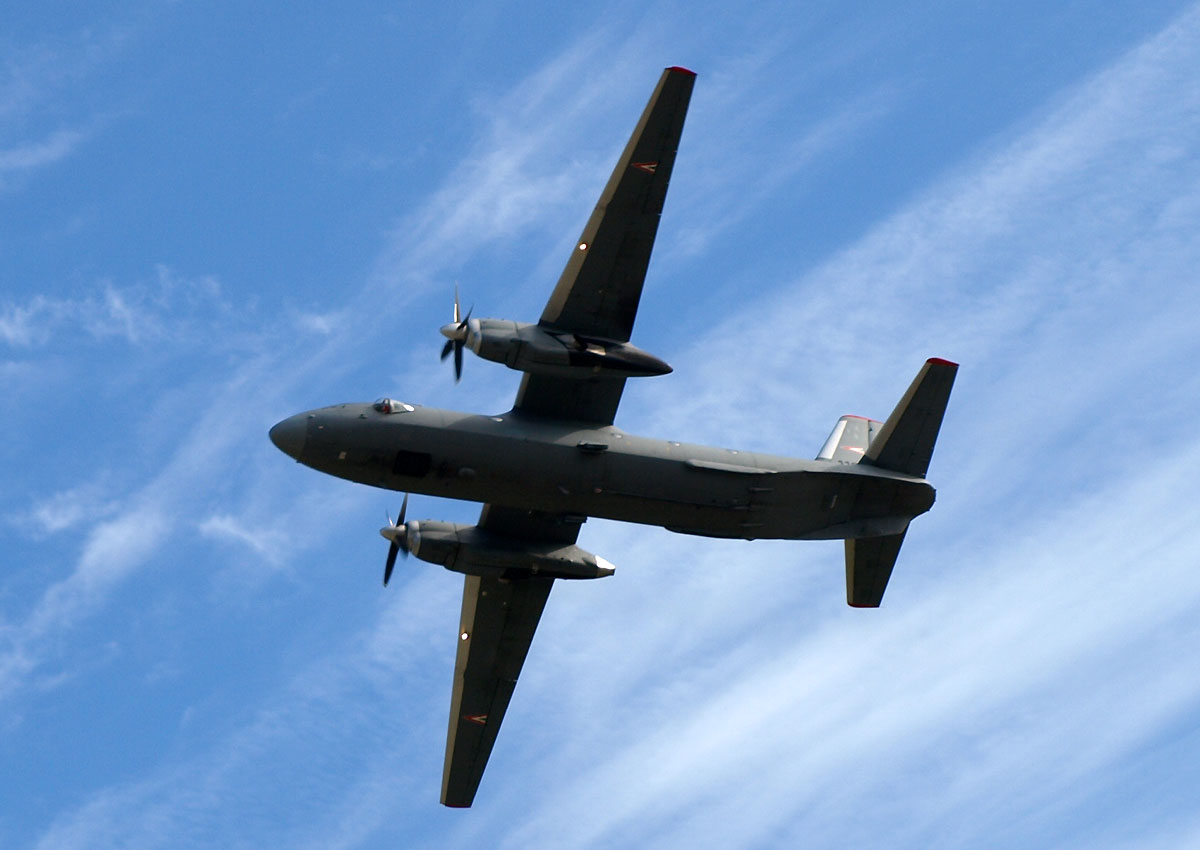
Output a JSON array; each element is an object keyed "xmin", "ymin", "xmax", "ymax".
[{"xmin": 269, "ymin": 66, "xmax": 956, "ymax": 808}]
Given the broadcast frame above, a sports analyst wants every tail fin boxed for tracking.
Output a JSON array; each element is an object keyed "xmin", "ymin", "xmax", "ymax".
[
  {"xmin": 845, "ymin": 358, "xmax": 957, "ymax": 607},
  {"xmin": 861, "ymin": 358, "xmax": 958, "ymax": 478}
]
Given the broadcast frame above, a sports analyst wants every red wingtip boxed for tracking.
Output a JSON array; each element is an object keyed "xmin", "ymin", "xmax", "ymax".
[
  {"xmin": 848, "ymin": 602, "xmax": 880, "ymax": 609},
  {"xmin": 841, "ymin": 414, "xmax": 871, "ymax": 421},
  {"xmin": 666, "ymin": 65, "xmax": 697, "ymax": 76},
  {"xmin": 926, "ymin": 357, "xmax": 958, "ymax": 367}
]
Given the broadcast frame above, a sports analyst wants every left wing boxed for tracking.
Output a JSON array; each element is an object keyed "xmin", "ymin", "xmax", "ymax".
[
  {"xmin": 440, "ymin": 505, "xmax": 579, "ymax": 807},
  {"xmin": 513, "ymin": 66, "xmax": 695, "ymax": 425}
]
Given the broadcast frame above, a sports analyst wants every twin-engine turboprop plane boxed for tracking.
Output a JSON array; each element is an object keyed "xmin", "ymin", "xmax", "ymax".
[{"xmin": 269, "ymin": 66, "xmax": 957, "ymax": 808}]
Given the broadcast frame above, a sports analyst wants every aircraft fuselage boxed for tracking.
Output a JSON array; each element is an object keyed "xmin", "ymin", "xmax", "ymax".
[{"xmin": 270, "ymin": 402, "xmax": 934, "ymax": 541}]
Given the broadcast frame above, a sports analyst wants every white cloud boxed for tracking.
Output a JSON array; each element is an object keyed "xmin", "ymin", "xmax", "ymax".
[
  {"xmin": 28, "ymin": 572, "xmax": 459, "ymax": 850},
  {"xmin": 0, "ymin": 505, "xmax": 170, "ymax": 701},
  {"xmin": 0, "ymin": 42, "xmax": 654, "ymax": 705},
  {"xmin": 0, "ymin": 267, "xmax": 233, "ymax": 349},
  {"xmin": 446, "ymin": 5, "xmax": 1200, "ymax": 847},
  {"xmin": 0, "ymin": 128, "xmax": 84, "ymax": 174},
  {"xmin": 293, "ymin": 310, "xmax": 343, "ymax": 336},
  {"xmin": 11, "ymin": 483, "xmax": 115, "ymax": 537},
  {"xmin": 198, "ymin": 514, "xmax": 287, "ymax": 565}
]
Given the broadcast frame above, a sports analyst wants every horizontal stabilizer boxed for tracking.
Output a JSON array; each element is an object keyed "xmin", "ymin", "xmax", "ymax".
[
  {"xmin": 846, "ymin": 526, "xmax": 908, "ymax": 607},
  {"xmin": 862, "ymin": 358, "xmax": 958, "ymax": 478}
]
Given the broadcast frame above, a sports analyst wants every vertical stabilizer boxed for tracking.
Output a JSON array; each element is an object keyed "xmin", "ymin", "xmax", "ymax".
[
  {"xmin": 845, "ymin": 358, "xmax": 957, "ymax": 607},
  {"xmin": 862, "ymin": 358, "xmax": 958, "ymax": 478}
]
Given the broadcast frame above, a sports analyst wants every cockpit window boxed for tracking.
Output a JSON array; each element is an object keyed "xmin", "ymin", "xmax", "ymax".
[{"xmin": 373, "ymin": 397, "xmax": 415, "ymax": 414}]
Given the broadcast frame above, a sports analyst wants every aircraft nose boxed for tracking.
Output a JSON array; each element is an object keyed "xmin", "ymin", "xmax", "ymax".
[{"xmin": 269, "ymin": 414, "xmax": 308, "ymax": 460}]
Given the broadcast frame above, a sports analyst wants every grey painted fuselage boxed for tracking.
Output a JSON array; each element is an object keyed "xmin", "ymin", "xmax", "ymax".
[{"xmin": 271, "ymin": 402, "xmax": 934, "ymax": 541}]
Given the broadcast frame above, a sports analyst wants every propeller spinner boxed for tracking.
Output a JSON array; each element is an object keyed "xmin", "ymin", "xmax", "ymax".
[
  {"xmin": 438, "ymin": 287, "xmax": 472, "ymax": 382},
  {"xmin": 380, "ymin": 493, "xmax": 410, "ymax": 586}
]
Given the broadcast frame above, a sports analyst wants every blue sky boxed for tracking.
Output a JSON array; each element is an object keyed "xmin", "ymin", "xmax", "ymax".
[{"xmin": 4, "ymin": 1, "xmax": 1200, "ymax": 847}]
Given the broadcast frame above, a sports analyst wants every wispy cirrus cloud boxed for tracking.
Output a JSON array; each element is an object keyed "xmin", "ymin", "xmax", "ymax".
[
  {"xmin": 486, "ymin": 442, "xmax": 1200, "ymax": 849},
  {"xmin": 0, "ymin": 505, "xmax": 170, "ymax": 700},
  {"xmin": 0, "ymin": 128, "xmax": 85, "ymax": 176},
  {"xmin": 7, "ymin": 482, "xmax": 115, "ymax": 538},
  {"xmin": 197, "ymin": 514, "xmax": 288, "ymax": 566},
  {"xmin": 367, "ymin": 33, "xmax": 639, "ymax": 291},
  {"xmin": 28, "ymin": 570, "xmax": 458, "ymax": 850},
  {"xmin": 0, "ymin": 23, "xmax": 136, "ymax": 189},
  {"xmin": 0, "ymin": 265, "xmax": 234, "ymax": 349},
  {"xmin": 0, "ymin": 30, "xmax": 701, "ymax": 712},
  {"xmin": 485, "ymin": 7, "xmax": 1200, "ymax": 848}
]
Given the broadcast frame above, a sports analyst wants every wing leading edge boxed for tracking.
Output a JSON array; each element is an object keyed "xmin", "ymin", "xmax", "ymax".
[{"xmin": 514, "ymin": 66, "xmax": 695, "ymax": 425}]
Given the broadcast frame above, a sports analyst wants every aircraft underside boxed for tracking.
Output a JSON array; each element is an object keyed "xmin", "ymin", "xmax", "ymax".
[{"xmin": 272, "ymin": 402, "xmax": 935, "ymax": 541}]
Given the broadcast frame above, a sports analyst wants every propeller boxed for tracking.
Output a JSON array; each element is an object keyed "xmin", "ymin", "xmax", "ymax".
[
  {"xmin": 438, "ymin": 287, "xmax": 471, "ymax": 382},
  {"xmin": 380, "ymin": 493, "xmax": 410, "ymax": 587}
]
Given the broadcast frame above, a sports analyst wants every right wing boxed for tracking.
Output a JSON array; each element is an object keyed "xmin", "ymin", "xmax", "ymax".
[
  {"xmin": 513, "ymin": 66, "xmax": 695, "ymax": 426},
  {"xmin": 440, "ymin": 505, "xmax": 580, "ymax": 807}
]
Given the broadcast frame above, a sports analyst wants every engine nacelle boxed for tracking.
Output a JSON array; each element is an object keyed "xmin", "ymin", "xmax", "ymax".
[
  {"xmin": 404, "ymin": 519, "xmax": 616, "ymax": 580},
  {"xmin": 466, "ymin": 318, "xmax": 671, "ymax": 378}
]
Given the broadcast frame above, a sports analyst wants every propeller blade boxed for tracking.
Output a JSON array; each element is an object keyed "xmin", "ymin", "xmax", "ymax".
[
  {"xmin": 382, "ymin": 494, "xmax": 410, "ymax": 586},
  {"xmin": 440, "ymin": 289, "xmax": 472, "ymax": 382},
  {"xmin": 384, "ymin": 541, "xmax": 399, "ymax": 586}
]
